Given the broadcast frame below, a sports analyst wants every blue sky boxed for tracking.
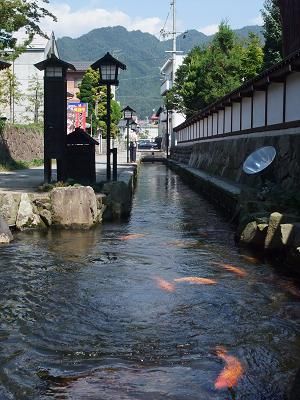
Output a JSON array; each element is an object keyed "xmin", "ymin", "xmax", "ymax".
[{"xmin": 45, "ymin": 0, "xmax": 265, "ymax": 38}]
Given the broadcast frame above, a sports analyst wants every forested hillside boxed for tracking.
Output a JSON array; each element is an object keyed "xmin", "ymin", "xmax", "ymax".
[{"xmin": 57, "ymin": 25, "xmax": 263, "ymax": 118}]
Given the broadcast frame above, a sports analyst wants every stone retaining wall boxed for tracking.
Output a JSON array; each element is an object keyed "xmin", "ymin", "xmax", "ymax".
[
  {"xmin": 0, "ymin": 125, "xmax": 43, "ymax": 163},
  {"xmin": 171, "ymin": 128, "xmax": 300, "ymax": 190}
]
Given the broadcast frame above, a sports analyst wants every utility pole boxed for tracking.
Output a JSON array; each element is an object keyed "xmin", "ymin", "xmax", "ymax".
[{"xmin": 171, "ymin": 0, "xmax": 176, "ymax": 149}]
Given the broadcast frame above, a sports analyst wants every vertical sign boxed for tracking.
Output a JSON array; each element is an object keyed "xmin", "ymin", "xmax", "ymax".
[{"xmin": 67, "ymin": 102, "xmax": 88, "ymax": 133}]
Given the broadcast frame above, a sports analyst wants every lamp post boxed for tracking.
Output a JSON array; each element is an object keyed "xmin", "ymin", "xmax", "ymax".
[
  {"xmin": 91, "ymin": 53, "xmax": 126, "ymax": 181},
  {"xmin": 122, "ymin": 106, "xmax": 136, "ymax": 163},
  {"xmin": 35, "ymin": 54, "xmax": 75, "ymax": 183}
]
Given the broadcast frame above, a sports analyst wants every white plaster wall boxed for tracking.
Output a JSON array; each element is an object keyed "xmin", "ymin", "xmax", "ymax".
[
  {"xmin": 218, "ymin": 110, "xmax": 224, "ymax": 134},
  {"xmin": 200, "ymin": 119, "xmax": 204, "ymax": 138},
  {"xmin": 10, "ymin": 51, "xmax": 44, "ymax": 122},
  {"xmin": 241, "ymin": 97, "xmax": 252, "ymax": 130},
  {"xmin": 267, "ymin": 83, "xmax": 284, "ymax": 125},
  {"xmin": 196, "ymin": 121, "xmax": 200, "ymax": 138},
  {"xmin": 224, "ymin": 106, "xmax": 232, "ymax": 133},
  {"xmin": 213, "ymin": 113, "xmax": 218, "ymax": 135},
  {"xmin": 232, "ymin": 103, "xmax": 241, "ymax": 132},
  {"xmin": 173, "ymin": 113, "xmax": 186, "ymax": 129},
  {"xmin": 208, "ymin": 116, "xmax": 213, "ymax": 136},
  {"xmin": 286, "ymin": 72, "xmax": 300, "ymax": 122},
  {"xmin": 204, "ymin": 118, "xmax": 208, "ymax": 136},
  {"xmin": 253, "ymin": 90, "xmax": 266, "ymax": 128}
]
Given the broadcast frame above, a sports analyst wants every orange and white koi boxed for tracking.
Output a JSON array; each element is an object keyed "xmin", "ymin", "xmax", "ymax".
[
  {"xmin": 119, "ymin": 234, "xmax": 145, "ymax": 241},
  {"xmin": 174, "ymin": 277, "xmax": 217, "ymax": 285},
  {"xmin": 155, "ymin": 277, "xmax": 176, "ymax": 292},
  {"xmin": 213, "ymin": 262, "xmax": 248, "ymax": 277},
  {"xmin": 214, "ymin": 346, "xmax": 244, "ymax": 389}
]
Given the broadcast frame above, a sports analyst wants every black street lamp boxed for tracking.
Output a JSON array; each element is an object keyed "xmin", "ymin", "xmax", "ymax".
[
  {"xmin": 130, "ymin": 120, "xmax": 137, "ymax": 131},
  {"xmin": 35, "ymin": 54, "xmax": 75, "ymax": 183},
  {"xmin": 91, "ymin": 53, "xmax": 126, "ymax": 181},
  {"xmin": 122, "ymin": 106, "xmax": 136, "ymax": 163}
]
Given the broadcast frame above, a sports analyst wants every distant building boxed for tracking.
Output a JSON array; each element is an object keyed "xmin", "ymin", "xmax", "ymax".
[
  {"xmin": 4, "ymin": 33, "xmax": 59, "ymax": 123},
  {"xmin": 138, "ymin": 117, "xmax": 159, "ymax": 140},
  {"xmin": 160, "ymin": 54, "xmax": 186, "ymax": 148},
  {"xmin": 66, "ymin": 61, "xmax": 116, "ymax": 103},
  {"xmin": 66, "ymin": 61, "xmax": 91, "ymax": 102}
]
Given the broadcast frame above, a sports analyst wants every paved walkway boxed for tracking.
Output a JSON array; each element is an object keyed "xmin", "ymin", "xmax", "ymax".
[{"xmin": 0, "ymin": 152, "xmax": 139, "ymax": 193}]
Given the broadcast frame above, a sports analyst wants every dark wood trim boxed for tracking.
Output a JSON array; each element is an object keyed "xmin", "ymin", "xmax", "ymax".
[
  {"xmin": 240, "ymin": 99, "xmax": 243, "ymax": 131},
  {"xmin": 265, "ymin": 85, "xmax": 269, "ymax": 126},
  {"xmin": 230, "ymin": 105, "xmax": 233, "ymax": 133},
  {"xmin": 217, "ymin": 112, "xmax": 219, "ymax": 134},
  {"xmin": 206, "ymin": 117, "xmax": 208, "ymax": 137},
  {"xmin": 251, "ymin": 93, "xmax": 254, "ymax": 129},
  {"xmin": 177, "ymin": 120, "xmax": 300, "ymax": 144},
  {"xmin": 223, "ymin": 109, "xmax": 225, "ymax": 134},
  {"xmin": 283, "ymin": 78, "xmax": 287, "ymax": 123}
]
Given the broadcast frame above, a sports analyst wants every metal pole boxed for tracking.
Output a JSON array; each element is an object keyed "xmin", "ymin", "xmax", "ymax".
[
  {"xmin": 166, "ymin": 108, "xmax": 169, "ymax": 159},
  {"xmin": 112, "ymin": 148, "xmax": 118, "ymax": 181},
  {"xmin": 106, "ymin": 84, "xmax": 111, "ymax": 181},
  {"xmin": 126, "ymin": 119, "xmax": 130, "ymax": 163}
]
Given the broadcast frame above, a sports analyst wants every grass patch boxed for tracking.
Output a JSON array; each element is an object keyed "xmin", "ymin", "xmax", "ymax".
[
  {"xmin": 0, "ymin": 158, "xmax": 43, "ymax": 172},
  {"xmin": 11, "ymin": 123, "xmax": 43, "ymax": 133},
  {"xmin": 37, "ymin": 180, "xmax": 83, "ymax": 192}
]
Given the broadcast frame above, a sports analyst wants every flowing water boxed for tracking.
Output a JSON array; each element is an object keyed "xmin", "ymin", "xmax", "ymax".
[{"xmin": 0, "ymin": 164, "xmax": 299, "ymax": 400}]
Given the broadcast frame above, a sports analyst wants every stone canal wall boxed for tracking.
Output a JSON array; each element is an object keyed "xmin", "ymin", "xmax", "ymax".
[
  {"xmin": 0, "ymin": 167, "xmax": 137, "ymax": 242},
  {"xmin": 0, "ymin": 125, "xmax": 43, "ymax": 163},
  {"xmin": 171, "ymin": 127, "xmax": 300, "ymax": 191},
  {"xmin": 170, "ymin": 129, "xmax": 300, "ymax": 271}
]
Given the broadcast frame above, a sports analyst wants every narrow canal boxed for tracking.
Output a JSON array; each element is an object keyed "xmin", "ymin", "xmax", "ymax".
[{"xmin": 0, "ymin": 164, "xmax": 299, "ymax": 399}]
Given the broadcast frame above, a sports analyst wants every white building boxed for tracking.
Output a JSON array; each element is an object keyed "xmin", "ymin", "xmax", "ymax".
[
  {"xmin": 4, "ymin": 33, "xmax": 59, "ymax": 123},
  {"xmin": 160, "ymin": 54, "xmax": 186, "ymax": 148}
]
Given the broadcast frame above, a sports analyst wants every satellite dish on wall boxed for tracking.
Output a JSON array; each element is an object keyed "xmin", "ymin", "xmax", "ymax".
[{"xmin": 243, "ymin": 146, "xmax": 277, "ymax": 175}]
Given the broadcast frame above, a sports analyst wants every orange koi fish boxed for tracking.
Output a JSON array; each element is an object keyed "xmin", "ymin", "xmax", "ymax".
[
  {"xmin": 213, "ymin": 262, "xmax": 248, "ymax": 277},
  {"xmin": 119, "ymin": 234, "xmax": 145, "ymax": 241},
  {"xmin": 240, "ymin": 254, "xmax": 260, "ymax": 264},
  {"xmin": 155, "ymin": 277, "xmax": 176, "ymax": 293},
  {"xmin": 215, "ymin": 346, "xmax": 244, "ymax": 389},
  {"xmin": 174, "ymin": 277, "xmax": 217, "ymax": 285},
  {"xmin": 278, "ymin": 281, "xmax": 300, "ymax": 298}
]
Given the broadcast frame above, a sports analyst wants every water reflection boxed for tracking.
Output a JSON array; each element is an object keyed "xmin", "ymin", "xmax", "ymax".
[{"xmin": 0, "ymin": 164, "xmax": 299, "ymax": 399}]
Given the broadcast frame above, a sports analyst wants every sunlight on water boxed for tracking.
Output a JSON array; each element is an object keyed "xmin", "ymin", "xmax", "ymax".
[{"xmin": 0, "ymin": 164, "xmax": 299, "ymax": 400}]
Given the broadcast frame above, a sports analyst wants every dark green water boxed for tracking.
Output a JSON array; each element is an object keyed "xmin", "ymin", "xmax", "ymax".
[{"xmin": 0, "ymin": 164, "xmax": 299, "ymax": 399}]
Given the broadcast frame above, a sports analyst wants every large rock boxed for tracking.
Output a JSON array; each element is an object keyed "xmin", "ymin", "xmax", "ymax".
[
  {"xmin": 240, "ymin": 221, "xmax": 268, "ymax": 247},
  {"xmin": 0, "ymin": 192, "xmax": 21, "ymax": 226},
  {"xmin": 101, "ymin": 181, "xmax": 132, "ymax": 220},
  {"xmin": 16, "ymin": 193, "xmax": 44, "ymax": 230},
  {"xmin": 0, "ymin": 216, "xmax": 13, "ymax": 243},
  {"xmin": 265, "ymin": 212, "xmax": 284, "ymax": 250},
  {"xmin": 51, "ymin": 186, "xmax": 99, "ymax": 228}
]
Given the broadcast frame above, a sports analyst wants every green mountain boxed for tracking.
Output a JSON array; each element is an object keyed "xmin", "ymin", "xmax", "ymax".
[{"xmin": 57, "ymin": 25, "xmax": 263, "ymax": 118}]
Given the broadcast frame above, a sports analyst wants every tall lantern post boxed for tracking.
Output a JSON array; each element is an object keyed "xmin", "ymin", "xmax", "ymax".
[
  {"xmin": 35, "ymin": 54, "xmax": 75, "ymax": 183},
  {"xmin": 91, "ymin": 53, "xmax": 126, "ymax": 181},
  {"xmin": 122, "ymin": 106, "xmax": 136, "ymax": 163}
]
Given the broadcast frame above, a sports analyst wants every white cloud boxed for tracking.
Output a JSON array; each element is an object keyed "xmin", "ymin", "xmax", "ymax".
[
  {"xmin": 249, "ymin": 15, "xmax": 263, "ymax": 26},
  {"xmin": 198, "ymin": 24, "xmax": 219, "ymax": 36},
  {"xmin": 42, "ymin": 3, "xmax": 164, "ymax": 38}
]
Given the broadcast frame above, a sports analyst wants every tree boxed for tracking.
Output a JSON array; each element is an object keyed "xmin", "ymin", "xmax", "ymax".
[
  {"xmin": 0, "ymin": 68, "xmax": 23, "ymax": 122},
  {"xmin": 166, "ymin": 22, "xmax": 264, "ymax": 118},
  {"xmin": 25, "ymin": 73, "xmax": 43, "ymax": 123},
  {"xmin": 0, "ymin": 0, "xmax": 56, "ymax": 59},
  {"xmin": 77, "ymin": 68, "xmax": 122, "ymax": 138},
  {"xmin": 261, "ymin": 0, "xmax": 283, "ymax": 68}
]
